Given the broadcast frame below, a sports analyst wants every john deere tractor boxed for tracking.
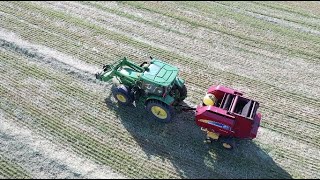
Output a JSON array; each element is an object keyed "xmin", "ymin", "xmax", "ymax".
[{"xmin": 95, "ymin": 57, "xmax": 187, "ymax": 123}]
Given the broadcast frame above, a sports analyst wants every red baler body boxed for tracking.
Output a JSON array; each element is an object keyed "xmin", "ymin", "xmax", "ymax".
[{"xmin": 195, "ymin": 85, "xmax": 261, "ymax": 139}]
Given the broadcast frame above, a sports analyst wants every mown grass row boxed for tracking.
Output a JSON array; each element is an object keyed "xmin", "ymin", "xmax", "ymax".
[
  {"xmin": 67, "ymin": 0, "xmax": 320, "ymax": 100},
  {"xmin": 0, "ymin": 62, "xmax": 268, "ymax": 180},
  {"xmin": 1, "ymin": 22, "xmax": 318, "ymax": 151},
  {"xmin": 253, "ymin": 1, "xmax": 320, "ymax": 20},
  {"xmin": 215, "ymin": 1, "xmax": 320, "ymax": 30},
  {"xmin": 0, "ymin": 2, "xmax": 116, "ymax": 60},
  {"xmin": 2, "ymin": 44, "xmax": 292, "ymax": 179},
  {"xmin": 0, "ymin": 48, "xmax": 230, "ymax": 178},
  {"xmin": 1, "ymin": 81, "xmax": 173, "ymax": 179},
  {"xmin": 70, "ymin": 1, "xmax": 320, "ymax": 80},
  {"xmin": 78, "ymin": 1, "xmax": 192, "ymax": 39},
  {"xmin": 82, "ymin": 0, "xmax": 320, "ymax": 78},
  {"xmin": 78, "ymin": 1, "xmax": 285, "ymax": 64},
  {"xmin": 191, "ymin": 1, "xmax": 320, "ymax": 44},
  {"xmin": 3, "ymin": 21, "xmax": 320, "ymax": 177},
  {"xmin": 30, "ymin": 0, "xmax": 320, "ymax": 105},
  {"xmin": 64, "ymin": 1, "xmax": 320, "ymax": 109},
  {"xmin": 1, "ymin": 41, "xmax": 318, "ymax": 157},
  {"xmin": 0, "ymin": 51, "xmax": 188, "ymax": 177},
  {"xmin": 4, "ymin": 50, "xmax": 319, "ymax": 168},
  {"xmin": 179, "ymin": 1, "xmax": 320, "ymax": 62},
  {"xmin": 0, "ymin": 1, "xmax": 318, "ymax": 177},
  {"xmin": 0, "ymin": 47, "xmax": 301, "ymax": 178},
  {"xmin": 2, "ymin": 0, "xmax": 320, "ymax": 158},
  {"xmin": 120, "ymin": 1, "xmax": 320, "ymax": 63},
  {"xmin": 1, "ymin": 2, "xmax": 319, "ymax": 148},
  {"xmin": 0, "ymin": 155, "xmax": 31, "ymax": 179},
  {"xmin": 2, "ymin": 0, "xmax": 320, "ymax": 109}
]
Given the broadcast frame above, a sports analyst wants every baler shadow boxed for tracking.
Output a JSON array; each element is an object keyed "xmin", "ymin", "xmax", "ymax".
[{"xmin": 104, "ymin": 94, "xmax": 292, "ymax": 179}]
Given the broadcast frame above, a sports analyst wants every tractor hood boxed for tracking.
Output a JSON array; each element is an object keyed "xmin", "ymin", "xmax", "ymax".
[{"xmin": 141, "ymin": 59, "xmax": 179, "ymax": 86}]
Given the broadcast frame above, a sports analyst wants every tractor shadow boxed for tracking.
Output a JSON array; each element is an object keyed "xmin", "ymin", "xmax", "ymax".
[{"xmin": 104, "ymin": 94, "xmax": 292, "ymax": 179}]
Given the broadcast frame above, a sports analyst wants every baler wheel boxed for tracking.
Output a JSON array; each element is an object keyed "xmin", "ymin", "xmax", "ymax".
[
  {"xmin": 222, "ymin": 142, "xmax": 233, "ymax": 149},
  {"xmin": 221, "ymin": 138, "xmax": 235, "ymax": 149}
]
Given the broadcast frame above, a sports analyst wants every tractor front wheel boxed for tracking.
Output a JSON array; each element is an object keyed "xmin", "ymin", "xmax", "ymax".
[
  {"xmin": 146, "ymin": 100, "xmax": 173, "ymax": 123},
  {"xmin": 112, "ymin": 85, "xmax": 133, "ymax": 106}
]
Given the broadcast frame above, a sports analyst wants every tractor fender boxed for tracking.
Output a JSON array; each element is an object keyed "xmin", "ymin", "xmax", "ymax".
[
  {"xmin": 174, "ymin": 77, "xmax": 185, "ymax": 88},
  {"xmin": 145, "ymin": 95, "xmax": 175, "ymax": 106}
]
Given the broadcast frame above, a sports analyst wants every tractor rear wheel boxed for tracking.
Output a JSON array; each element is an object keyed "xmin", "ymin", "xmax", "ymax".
[
  {"xmin": 171, "ymin": 84, "xmax": 187, "ymax": 105},
  {"xmin": 146, "ymin": 100, "xmax": 173, "ymax": 123},
  {"xmin": 112, "ymin": 85, "xmax": 133, "ymax": 106},
  {"xmin": 178, "ymin": 84, "xmax": 187, "ymax": 102}
]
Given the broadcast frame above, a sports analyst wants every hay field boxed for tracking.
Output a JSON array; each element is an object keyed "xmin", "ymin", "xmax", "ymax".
[{"xmin": 0, "ymin": 1, "xmax": 319, "ymax": 179}]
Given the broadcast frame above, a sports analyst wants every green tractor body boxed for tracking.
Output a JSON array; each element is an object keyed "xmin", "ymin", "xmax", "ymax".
[{"xmin": 96, "ymin": 57, "xmax": 187, "ymax": 122}]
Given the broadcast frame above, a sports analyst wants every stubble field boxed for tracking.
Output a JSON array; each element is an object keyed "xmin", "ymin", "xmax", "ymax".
[{"xmin": 0, "ymin": 1, "xmax": 320, "ymax": 179}]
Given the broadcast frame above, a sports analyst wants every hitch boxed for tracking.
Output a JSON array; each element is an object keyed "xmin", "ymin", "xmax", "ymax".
[{"xmin": 174, "ymin": 104, "xmax": 196, "ymax": 112}]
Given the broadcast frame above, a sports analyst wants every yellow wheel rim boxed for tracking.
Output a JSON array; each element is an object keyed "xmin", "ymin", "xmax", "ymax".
[
  {"xmin": 207, "ymin": 131, "xmax": 219, "ymax": 140},
  {"xmin": 222, "ymin": 143, "xmax": 232, "ymax": 149},
  {"xmin": 151, "ymin": 106, "xmax": 168, "ymax": 119},
  {"xmin": 116, "ymin": 94, "xmax": 127, "ymax": 103}
]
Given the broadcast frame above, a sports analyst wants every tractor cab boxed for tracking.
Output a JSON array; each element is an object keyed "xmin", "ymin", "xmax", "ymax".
[
  {"xmin": 135, "ymin": 59, "xmax": 186, "ymax": 104},
  {"xmin": 139, "ymin": 80, "xmax": 166, "ymax": 96},
  {"xmin": 141, "ymin": 59, "xmax": 179, "ymax": 87}
]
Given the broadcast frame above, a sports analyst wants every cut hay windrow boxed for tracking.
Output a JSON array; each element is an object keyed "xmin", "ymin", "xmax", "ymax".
[
  {"xmin": 0, "ymin": 1, "xmax": 319, "ymax": 179},
  {"xmin": 1, "ymin": 24, "xmax": 319, "ymax": 149},
  {"xmin": 1, "ymin": 2, "xmax": 319, "ymax": 108},
  {"xmin": 0, "ymin": 16, "xmax": 318, "ymax": 148},
  {"xmin": 1, "ymin": 42, "xmax": 319, "ymax": 178},
  {"xmin": 0, "ymin": 155, "xmax": 31, "ymax": 179}
]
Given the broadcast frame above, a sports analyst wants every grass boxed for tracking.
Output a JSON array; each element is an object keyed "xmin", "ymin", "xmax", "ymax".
[
  {"xmin": 0, "ymin": 1, "xmax": 319, "ymax": 178},
  {"xmin": 0, "ymin": 155, "xmax": 31, "ymax": 179},
  {"xmin": 1, "ymin": 0, "xmax": 318, "ymax": 142}
]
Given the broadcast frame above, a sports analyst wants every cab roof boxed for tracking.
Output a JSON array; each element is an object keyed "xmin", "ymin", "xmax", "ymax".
[{"xmin": 141, "ymin": 59, "xmax": 178, "ymax": 86}]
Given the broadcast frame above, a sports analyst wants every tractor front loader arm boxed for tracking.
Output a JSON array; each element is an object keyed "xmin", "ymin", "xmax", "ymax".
[
  {"xmin": 95, "ymin": 57, "xmax": 144, "ymax": 83},
  {"xmin": 95, "ymin": 64, "xmax": 116, "ymax": 82},
  {"xmin": 95, "ymin": 57, "xmax": 128, "ymax": 82}
]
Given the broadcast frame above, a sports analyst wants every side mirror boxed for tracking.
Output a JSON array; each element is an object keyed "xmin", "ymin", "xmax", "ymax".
[{"xmin": 103, "ymin": 65, "xmax": 111, "ymax": 71}]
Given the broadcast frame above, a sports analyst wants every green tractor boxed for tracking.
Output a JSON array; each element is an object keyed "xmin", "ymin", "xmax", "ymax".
[{"xmin": 95, "ymin": 57, "xmax": 187, "ymax": 123}]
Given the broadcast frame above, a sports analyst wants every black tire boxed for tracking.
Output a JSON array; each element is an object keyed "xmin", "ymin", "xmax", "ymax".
[
  {"xmin": 146, "ymin": 100, "xmax": 173, "ymax": 123},
  {"xmin": 220, "ymin": 137, "xmax": 235, "ymax": 150},
  {"xmin": 177, "ymin": 84, "xmax": 187, "ymax": 101},
  {"xmin": 112, "ymin": 85, "xmax": 133, "ymax": 106},
  {"xmin": 170, "ymin": 84, "xmax": 187, "ymax": 105}
]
